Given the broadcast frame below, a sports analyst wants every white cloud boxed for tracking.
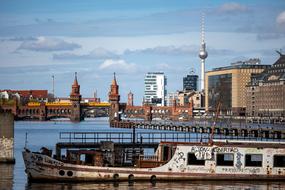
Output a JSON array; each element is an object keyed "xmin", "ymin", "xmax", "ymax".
[
  {"xmin": 53, "ymin": 47, "xmax": 118, "ymax": 60},
  {"xmin": 18, "ymin": 36, "xmax": 81, "ymax": 52},
  {"xmin": 124, "ymin": 45, "xmax": 235, "ymax": 56},
  {"xmin": 99, "ymin": 59, "xmax": 137, "ymax": 73},
  {"xmin": 218, "ymin": 2, "xmax": 248, "ymax": 13},
  {"xmin": 6, "ymin": 36, "xmax": 38, "ymax": 41},
  {"xmin": 276, "ymin": 11, "xmax": 285, "ymax": 28},
  {"xmin": 125, "ymin": 45, "xmax": 198, "ymax": 55}
]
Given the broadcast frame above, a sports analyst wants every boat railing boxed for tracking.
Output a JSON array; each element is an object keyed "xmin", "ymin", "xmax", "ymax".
[
  {"xmin": 59, "ymin": 131, "xmax": 194, "ymax": 144},
  {"xmin": 58, "ymin": 131, "xmax": 285, "ymax": 144}
]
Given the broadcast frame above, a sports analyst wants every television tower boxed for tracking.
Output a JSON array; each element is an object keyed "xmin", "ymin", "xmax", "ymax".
[{"xmin": 198, "ymin": 13, "xmax": 208, "ymax": 91}]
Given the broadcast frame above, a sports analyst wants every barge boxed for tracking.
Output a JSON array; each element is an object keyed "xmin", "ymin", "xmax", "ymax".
[{"xmin": 23, "ymin": 139, "xmax": 285, "ymax": 182}]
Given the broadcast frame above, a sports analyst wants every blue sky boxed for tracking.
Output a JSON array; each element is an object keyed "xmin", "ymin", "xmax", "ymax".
[{"xmin": 0, "ymin": 0, "xmax": 285, "ymax": 104}]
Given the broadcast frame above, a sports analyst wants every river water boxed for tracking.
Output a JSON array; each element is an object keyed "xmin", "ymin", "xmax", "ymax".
[{"xmin": 1, "ymin": 118, "xmax": 285, "ymax": 190}]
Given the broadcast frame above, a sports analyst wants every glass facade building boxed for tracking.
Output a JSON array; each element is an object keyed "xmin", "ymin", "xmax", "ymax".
[
  {"xmin": 205, "ymin": 59, "xmax": 269, "ymax": 116},
  {"xmin": 183, "ymin": 75, "xmax": 198, "ymax": 91},
  {"xmin": 208, "ymin": 74, "xmax": 232, "ymax": 112}
]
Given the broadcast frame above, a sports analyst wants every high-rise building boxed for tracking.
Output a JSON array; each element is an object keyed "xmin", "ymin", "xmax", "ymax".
[
  {"xmin": 183, "ymin": 74, "xmax": 198, "ymax": 91},
  {"xmin": 144, "ymin": 72, "xmax": 167, "ymax": 106},
  {"xmin": 246, "ymin": 52, "xmax": 285, "ymax": 122},
  {"xmin": 205, "ymin": 59, "xmax": 270, "ymax": 116}
]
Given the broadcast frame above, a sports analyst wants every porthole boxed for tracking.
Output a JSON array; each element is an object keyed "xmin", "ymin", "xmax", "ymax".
[
  {"xmin": 67, "ymin": 171, "xmax": 73, "ymax": 177},
  {"xmin": 150, "ymin": 175, "xmax": 156, "ymax": 184},
  {"xmin": 113, "ymin": 173, "xmax": 119, "ymax": 181},
  {"xmin": 59, "ymin": 170, "xmax": 65, "ymax": 176},
  {"xmin": 128, "ymin": 174, "xmax": 134, "ymax": 183}
]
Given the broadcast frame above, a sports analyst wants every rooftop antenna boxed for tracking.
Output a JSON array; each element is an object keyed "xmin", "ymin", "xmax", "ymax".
[
  {"xmin": 190, "ymin": 68, "xmax": 196, "ymax": 75},
  {"xmin": 201, "ymin": 13, "xmax": 205, "ymax": 44}
]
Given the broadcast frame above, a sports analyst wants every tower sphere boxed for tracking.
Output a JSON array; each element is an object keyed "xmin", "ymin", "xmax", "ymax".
[{"xmin": 199, "ymin": 49, "xmax": 208, "ymax": 59}]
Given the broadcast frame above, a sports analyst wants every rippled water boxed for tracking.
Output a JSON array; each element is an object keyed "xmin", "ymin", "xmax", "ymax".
[{"xmin": 1, "ymin": 118, "xmax": 285, "ymax": 190}]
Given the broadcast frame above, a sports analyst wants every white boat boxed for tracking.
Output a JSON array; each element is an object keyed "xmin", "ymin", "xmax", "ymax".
[{"xmin": 23, "ymin": 140, "xmax": 285, "ymax": 182}]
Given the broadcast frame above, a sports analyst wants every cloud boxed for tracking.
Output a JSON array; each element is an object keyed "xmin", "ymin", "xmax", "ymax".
[
  {"xmin": 256, "ymin": 33, "xmax": 285, "ymax": 41},
  {"xmin": 6, "ymin": 36, "xmax": 38, "ymax": 41},
  {"xmin": 99, "ymin": 59, "xmax": 137, "ymax": 73},
  {"xmin": 34, "ymin": 18, "xmax": 55, "ymax": 24},
  {"xmin": 218, "ymin": 2, "xmax": 248, "ymax": 14},
  {"xmin": 124, "ymin": 45, "xmax": 235, "ymax": 56},
  {"xmin": 53, "ymin": 47, "xmax": 118, "ymax": 60},
  {"xmin": 276, "ymin": 11, "xmax": 285, "ymax": 29},
  {"xmin": 17, "ymin": 36, "xmax": 81, "ymax": 52},
  {"xmin": 125, "ymin": 45, "xmax": 198, "ymax": 55}
]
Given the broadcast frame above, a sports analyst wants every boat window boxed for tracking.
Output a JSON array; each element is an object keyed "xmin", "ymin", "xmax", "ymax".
[
  {"xmin": 187, "ymin": 153, "xmax": 205, "ymax": 165},
  {"xmin": 273, "ymin": 155, "xmax": 285, "ymax": 167},
  {"xmin": 245, "ymin": 154, "xmax": 263, "ymax": 167},
  {"xmin": 216, "ymin": 153, "xmax": 234, "ymax": 166},
  {"xmin": 162, "ymin": 146, "xmax": 170, "ymax": 161}
]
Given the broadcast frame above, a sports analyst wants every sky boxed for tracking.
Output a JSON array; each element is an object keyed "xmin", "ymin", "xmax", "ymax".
[{"xmin": 0, "ymin": 0, "xmax": 285, "ymax": 104}]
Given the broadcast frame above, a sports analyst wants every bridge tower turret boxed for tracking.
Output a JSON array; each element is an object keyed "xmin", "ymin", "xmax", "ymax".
[
  {"xmin": 70, "ymin": 72, "xmax": 82, "ymax": 122},
  {"xmin": 108, "ymin": 73, "xmax": 120, "ymax": 121},
  {"xmin": 127, "ymin": 91, "xmax": 133, "ymax": 106}
]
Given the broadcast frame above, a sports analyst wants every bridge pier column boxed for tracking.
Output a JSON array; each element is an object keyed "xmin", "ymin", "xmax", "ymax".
[
  {"xmin": 39, "ymin": 105, "xmax": 47, "ymax": 121},
  {"xmin": 0, "ymin": 109, "xmax": 15, "ymax": 163},
  {"xmin": 70, "ymin": 103, "xmax": 82, "ymax": 122}
]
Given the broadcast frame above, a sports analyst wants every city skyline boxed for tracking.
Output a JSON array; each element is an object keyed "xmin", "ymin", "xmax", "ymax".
[{"xmin": 0, "ymin": 0, "xmax": 285, "ymax": 104}]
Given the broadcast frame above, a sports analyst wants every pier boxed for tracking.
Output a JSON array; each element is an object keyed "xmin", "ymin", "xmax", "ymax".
[{"xmin": 110, "ymin": 120, "xmax": 285, "ymax": 140}]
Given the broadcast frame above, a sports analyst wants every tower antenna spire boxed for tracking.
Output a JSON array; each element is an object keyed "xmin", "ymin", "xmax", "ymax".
[{"xmin": 201, "ymin": 12, "xmax": 205, "ymax": 44}]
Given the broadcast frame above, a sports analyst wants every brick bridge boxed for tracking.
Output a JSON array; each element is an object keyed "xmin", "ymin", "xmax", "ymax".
[{"xmin": 0, "ymin": 73, "xmax": 109, "ymax": 122}]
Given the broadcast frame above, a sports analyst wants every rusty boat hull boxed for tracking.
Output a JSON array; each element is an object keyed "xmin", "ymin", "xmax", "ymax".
[{"xmin": 22, "ymin": 141, "xmax": 285, "ymax": 182}]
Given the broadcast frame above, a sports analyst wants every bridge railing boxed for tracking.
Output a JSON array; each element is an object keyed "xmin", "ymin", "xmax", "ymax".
[{"xmin": 59, "ymin": 131, "xmax": 285, "ymax": 144}]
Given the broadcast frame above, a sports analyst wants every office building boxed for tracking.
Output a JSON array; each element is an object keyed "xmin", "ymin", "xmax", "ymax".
[
  {"xmin": 246, "ymin": 52, "xmax": 285, "ymax": 122},
  {"xmin": 144, "ymin": 72, "xmax": 167, "ymax": 106},
  {"xmin": 205, "ymin": 58, "xmax": 270, "ymax": 116},
  {"xmin": 183, "ymin": 74, "xmax": 198, "ymax": 91}
]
